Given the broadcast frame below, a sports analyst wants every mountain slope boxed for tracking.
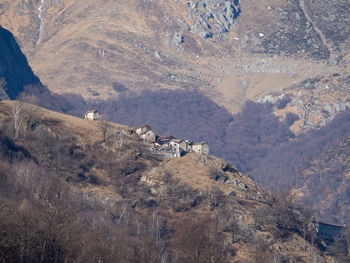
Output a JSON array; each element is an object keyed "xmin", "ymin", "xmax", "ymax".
[
  {"xmin": 0, "ymin": 26, "xmax": 41, "ymax": 99},
  {"xmin": 0, "ymin": 100, "xmax": 342, "ymax": 262},
  {"xmin": 1, "ymin": 0, "xmax": 349, "ymax": 232},
  {"xmin": 1, "ymin": 0, "xmax": 349, "ymax": 114}
]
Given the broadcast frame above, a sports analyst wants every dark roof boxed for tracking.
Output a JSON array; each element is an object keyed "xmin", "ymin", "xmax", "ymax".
[
  {"xmin": 141, "ymin": 129, "xmax": 155, "ymax": 135},
  {"xmin": 157, "ymin": 136, "xmax": 175, "ymax": 142},
  {"xmin": 137, "ymin": 124, "xmax": 152, "ymax": 130},
  {"xmin": 317, "ymin": 222, "xmax": 346, "ymax": 242},
  {"xmin": 171, "ymin": 139, "xmax": 184, "ymax": 143},
  {"xmin": 193, "ymin": 141, "xmax": 208, "ymax": 146},
  {"xmin": 85, "ymin": 110, "xmax": 98, "ymax": 114},
  {"xmin": 318, "ymin": 222, "xmax": 345, "ymax": 229}
]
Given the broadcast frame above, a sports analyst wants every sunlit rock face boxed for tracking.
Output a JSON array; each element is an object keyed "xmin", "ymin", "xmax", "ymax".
[{"xmin": 186, "ymin": 0, "xmax": 241, "ymax": 38}]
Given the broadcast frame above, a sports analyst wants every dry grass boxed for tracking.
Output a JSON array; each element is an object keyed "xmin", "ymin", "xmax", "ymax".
[
  {"xmin": 0, "ymin": 100, "xmax": 339, "ymax": 263},
  {"xmin": 0, "ymin": 100, "xmax": 132, "ymax": 143},
  {"xmin": 1, "ymin": 0, "xmax": 348, "ymax": 118}
]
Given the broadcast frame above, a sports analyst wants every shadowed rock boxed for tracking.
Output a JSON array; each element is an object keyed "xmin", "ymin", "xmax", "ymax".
[{"xmin": 0, "ymin": 26, "xmax": 42, "ymax": 99}]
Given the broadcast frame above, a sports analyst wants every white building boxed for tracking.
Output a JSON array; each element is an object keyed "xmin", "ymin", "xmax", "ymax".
[
  {"xmin": 85, "ymin": 110, "xmax": 99, "ymax": 120},
  {"xmin": 169, "ymin": 141, "xmax": 181, "ymax": 158}
]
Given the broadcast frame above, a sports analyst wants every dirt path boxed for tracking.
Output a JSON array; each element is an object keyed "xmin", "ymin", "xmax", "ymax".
[{"xmin": 299, "ymin": 0, "xmax": 337, "ymax": 64}]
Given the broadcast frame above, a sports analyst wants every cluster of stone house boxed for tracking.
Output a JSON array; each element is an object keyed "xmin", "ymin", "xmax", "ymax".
[
  {"xmin": 135, "ymin": 124, "xmax": 209, "ymax": 158},
  {"xmin": 83, "ymin": 114, "xmax": 209, "ymax": 158}
]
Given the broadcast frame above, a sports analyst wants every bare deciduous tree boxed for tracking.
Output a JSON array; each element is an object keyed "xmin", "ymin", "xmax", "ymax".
[
  {"xmin": 116, "ymin": 128, "xmax": 124, "ymax": 152},
  {"xmin": 12, "ymin": 102, "xmax": 33, "ymax": 141},
  {"xmin": 15, "ymin": 161, "xmax": 33, "ymax": 189},
  {"xmin": 99, "ymin": 120, "xmax": 109, "ymax": 143},
  {"xmin": 344, "ymin": 226, "xmax": 350, "ymax": 257},
  {"xmin": 174, "ymin": 214, "xmax": 225, "ymax": 263}
]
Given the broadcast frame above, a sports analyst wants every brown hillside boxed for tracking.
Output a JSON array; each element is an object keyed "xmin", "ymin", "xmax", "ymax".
[
  {"xmin": 1, "ymin": 0, "xmax": 349, "ymax": 119},
  {"xmin": 0, "ymin": 100, "xmax": 343, "ymax": 262}
]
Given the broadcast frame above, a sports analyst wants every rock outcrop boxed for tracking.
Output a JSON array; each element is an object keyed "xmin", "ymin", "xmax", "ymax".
[
  {"xmin": 187, "ymin": 0, "xmax": 241, "ymax": 38},
  {"xmin": 255, "ymin": 73, "xmax": 350, "ymax": 134}
]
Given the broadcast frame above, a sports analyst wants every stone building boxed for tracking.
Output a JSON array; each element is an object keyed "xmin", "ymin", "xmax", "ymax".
[
  {"xmin": 170, "ymin": 139, "xmax": 186, "ymax": 151},
  {"xmin": 141, "ymin": 129, "xmax": 156, "ymax": 143},
  {"xmin": 157, "ymin": 136, "xmax": 176, "ymax": 144},
  {"xmin": 169, "ymin": 141, "xmax": 181, "ymax": 158},
  {"xmin": 136, "ymin": 125, "xmax": 152, "ymax": 135},
  {"xmin": 136, "ymin": 124, "xmax": 156, "ymax": 143},
  {"xmin": 84, "ymin": 110, "xmax": 99, "ymax": 120},
  {"xmin": 191, "ymin": 142, "xmax": 209, "ymax": 155},
  {"xmin": 317, "ymin": 222, "xmax": 348, "ymax": 253}
]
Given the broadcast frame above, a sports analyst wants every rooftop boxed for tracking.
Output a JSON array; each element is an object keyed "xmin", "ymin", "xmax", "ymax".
[{"xmin": 85, "ymin": 110, "xmax": 98, "ymax": 114}]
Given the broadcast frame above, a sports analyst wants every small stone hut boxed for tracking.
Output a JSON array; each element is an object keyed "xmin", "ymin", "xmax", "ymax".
[
  {"xmin": 136, "ymin": 125, "xmax": 156, "ymax": 143},
  {"xmin": 191, "ymin": 142, "xmax": 209, "ymax": 155},
  {"xmin": 85, "ymin": 110, "xmax": 99, "ymax": 120}
]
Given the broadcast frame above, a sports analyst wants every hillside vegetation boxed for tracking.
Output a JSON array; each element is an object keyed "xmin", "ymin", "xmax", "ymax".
[
  {"xmin": 1, "ymin": 0, "xmax": 349, "ymax": 227},
  {"xmin": 19, "ymin": 86, "xmax": 350, "ymax": 224},
  {"xmin": 0, "ymin": 100, "xmax": 344, "ymax": 262},
  {"xmin": 40, "ymin": 88, "xmax": 349, "ymax": 224}
]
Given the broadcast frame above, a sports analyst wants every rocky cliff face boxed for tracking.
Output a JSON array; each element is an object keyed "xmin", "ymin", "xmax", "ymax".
[{"xmin": 0, "ymin": 26, "xmax": 41, "ymax": 99}]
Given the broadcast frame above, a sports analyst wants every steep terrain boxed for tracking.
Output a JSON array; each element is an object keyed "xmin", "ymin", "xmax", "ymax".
[
  {"xmin": 0, "ymin": 100, "xmax": 344, "ymax": 262},
  {"xmin": 1, "ymin": 0, "xmax": 349, "ymax": 115},
  {"xmin": 250, "ymin": 109, "xmax": 350, "ymax": 225},
  {"xmin": 1, "ymin": 0, "xmax": 349, "ymax": 226},
  {"xmin": 0, "ymin": 26, "xmax": 42, "ymax": 99},
  {"xmin": 81, "ymin": 90, "xmax": 348, "ymax": 224}
]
